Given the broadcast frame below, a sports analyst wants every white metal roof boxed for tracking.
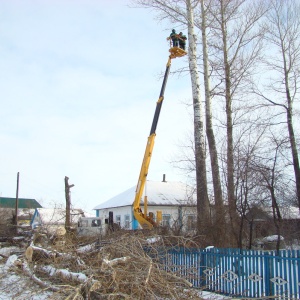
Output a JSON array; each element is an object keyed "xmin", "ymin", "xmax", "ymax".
[
  {"xmin": 263, "ymin": 205, "xmax": 300, "ymax": 220},
  {"xmin": 93, "ymin": 180, "xmax": 196, "ymax": 210},
  {"xmin": 34, "ymin": 208, "xmax": 85, "ymax": 224}
]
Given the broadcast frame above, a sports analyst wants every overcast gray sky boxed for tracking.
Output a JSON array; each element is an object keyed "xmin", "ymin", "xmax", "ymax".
[{"xmin": 0, "ymin": 0, "xmax": 193, "ymax": 213}]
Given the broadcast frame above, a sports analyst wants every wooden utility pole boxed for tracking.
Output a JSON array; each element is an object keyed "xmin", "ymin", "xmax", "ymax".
[
  {"xmin": 64, "ymin": 176, "xmax": 74, "ymax": 230},
  {"xmin": 15, "ymin": 172, "xmax": 20, "ymax": 226}
]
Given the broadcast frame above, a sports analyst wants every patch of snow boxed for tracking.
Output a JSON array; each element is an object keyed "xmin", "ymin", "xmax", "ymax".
[
  {"xmin": 12, "ymin": 236, "xmax": 25, "ymax": 240},
  {"xmin": 77, "ymin": 243, "xmax": 95, "ymax": 253},
  {"xmin": 205, "ymin": 246, "xmax": 214, "ymax": 249},
  {"xmin": 262, "ymin": 235, "xmax": 284, "ymax": 242},
  {"xmin": 0, "ymin": 246, "xmax": 21, "ymax": 257},
  {"xmin": 198, "ymin": 291, "xmax": 233, "ymax": 299},
  {"xmin": 5, "ymin": 254, "xmax": 18, "ymax": 269},
  {"xmin": 147, "ymin": 236, "xmax": 161, "ymax": 244}
]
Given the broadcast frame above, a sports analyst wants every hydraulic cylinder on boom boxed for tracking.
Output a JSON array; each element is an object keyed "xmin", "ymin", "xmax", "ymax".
[{"xmin": 132, "ymin": 43, "xmax": 187, "ymax": 230}]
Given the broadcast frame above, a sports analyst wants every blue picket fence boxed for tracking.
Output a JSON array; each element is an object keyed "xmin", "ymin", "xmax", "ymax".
[{"xmin": 148, "ymin": 247, "xmax": 300, "ymax": 299}]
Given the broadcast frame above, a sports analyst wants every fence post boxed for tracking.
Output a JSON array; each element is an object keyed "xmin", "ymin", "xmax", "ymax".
[
  {"xmin": 263, "ymin": 251, "xmax": 271, "ymax": 297},
  {"xmin": 200, "ymin": 249, "xmax": 206, "ymax": 288}
]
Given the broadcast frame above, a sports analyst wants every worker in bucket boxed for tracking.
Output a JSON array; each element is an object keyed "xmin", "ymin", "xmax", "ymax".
[
  {"xmin": 178, "ymin": 32, "xmax": 187, "ymax": 50},
  {"xmin": 169, "ymin": 29, "xmax": 179, "ymax": 47}
]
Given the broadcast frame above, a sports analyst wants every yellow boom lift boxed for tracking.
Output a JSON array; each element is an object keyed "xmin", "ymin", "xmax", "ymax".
[{"xmin": 133, "ymin": 41, "xmax": 187, "ymax": 230}]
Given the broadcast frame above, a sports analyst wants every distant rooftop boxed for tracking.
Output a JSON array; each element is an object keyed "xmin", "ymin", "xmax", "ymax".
[
  {"xmin": 0, "ymin": 197, "xmax": 42, "ymax": 209},
  {"xmin": 33, "ymin": 208, "xmax": 84, "ymax": 225},
  {"xmin": 93, "ymin": 180, "xmax": 196, "ymax": 210}
]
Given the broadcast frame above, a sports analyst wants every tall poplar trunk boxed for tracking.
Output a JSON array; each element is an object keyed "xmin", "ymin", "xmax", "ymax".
[
  {"xmin": 287, "ymin": 108, "xmax": 300, "ymax": 210},
  {"xmin": 283, "ymin": 55, "xmax": 300, "ymax": 210},
  {"xmin": 220, "ymin": 0, "xmax": 238, "ymax": 245},
  {"xmin": 186, "ymin": 0, "xmax": 210, "ymax": 234},
  {"xmin": 200, "ymin": 0, "xmax": 225, "ymax": 245}
]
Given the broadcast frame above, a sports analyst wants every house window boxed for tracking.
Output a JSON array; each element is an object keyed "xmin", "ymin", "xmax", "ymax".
[
  {"xmin": 162, "ymin": 214, "xmax": 171, "ymax": 227},
  {"xmin": 116, "ymin": 215, "xmax": 121, "ymax": 227},
  {"xmin": 124, "ymin": 215, "xmax": 130, "ymax": 229},
  {"xmin": 187, "ymin": 215, "xmax": 196, "ymax": 230}
]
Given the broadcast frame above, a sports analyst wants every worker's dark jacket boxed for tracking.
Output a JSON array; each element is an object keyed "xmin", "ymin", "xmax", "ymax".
[
  {"xmin": 170, "ymin": 32, "xmax": 178, "ymax": 42},
  {"xmin": 179, "ymin": 35, "xmax": 187, "ymax": 43}
]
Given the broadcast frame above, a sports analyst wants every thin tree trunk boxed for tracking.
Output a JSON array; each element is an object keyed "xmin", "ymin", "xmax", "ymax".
[
  {"xmin": 283, "ymin": 60, "xmax": 300, "ymax": 210},
  {"xmin": 248, "ymin": 220, "xmax": 253, "ymax": 249},
  {"xmin": 186, "ymin": 0, "xmax": 210, "ymax": 235},
  {"xmin": 200, "ymin": 0, "xmax": 225, "ymax": 246},
  {"xmin": 220, "ymin": 0, "xmax": 238, "ymax": 245},
  {"xmin": 286, "ymin": 109, "xmax": 300, "ymax": 210},
  {"xmin": 269, "ymin": 185, "xmax": 282, "ymax": 252},
  {"xmin": 64, "ymin": 176, "xmax": 74, "ymax": 231}
]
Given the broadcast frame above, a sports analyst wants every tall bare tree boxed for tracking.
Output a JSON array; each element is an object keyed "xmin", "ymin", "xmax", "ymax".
[
  {"xmin": 199, "ymin": 0, "xmax": 225, "ymax": 245},
  {"xmin": 255, "ymin": 0, "xmax": 300, "ymax": 210},
  {"xmin": 186, "ymin": 0, "xmax": 210, "ymax": 234},
  {"xmin": 207, "ymin": 0, "xmax": 267, "ymax": 244}
]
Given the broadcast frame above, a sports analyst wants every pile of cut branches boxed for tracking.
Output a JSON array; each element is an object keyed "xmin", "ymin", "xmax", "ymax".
[{"xmin": 7, "ymin": 233, "xmax": 203, "ymax": 299}]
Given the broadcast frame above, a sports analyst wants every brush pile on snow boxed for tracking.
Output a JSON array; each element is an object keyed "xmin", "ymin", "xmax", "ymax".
[{"xmin": 0, "ymin": 232, "xmax": 203, "ymax": 299}]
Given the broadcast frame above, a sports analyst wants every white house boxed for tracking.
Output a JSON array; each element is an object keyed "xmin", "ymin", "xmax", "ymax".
[{"xmin": 93, "ymin": 177, "xmax": 197, "ymax": 231}]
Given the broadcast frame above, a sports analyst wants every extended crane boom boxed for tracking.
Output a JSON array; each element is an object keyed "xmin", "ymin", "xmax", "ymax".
[{"xmin": 133, "ymin": 46, "xmax": 187, "ymax": 229}]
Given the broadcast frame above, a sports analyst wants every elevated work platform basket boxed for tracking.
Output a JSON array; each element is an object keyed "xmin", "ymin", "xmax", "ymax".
[{"xmin": 169, "ymin": 47, "xmax": 187, "ymax": 59}]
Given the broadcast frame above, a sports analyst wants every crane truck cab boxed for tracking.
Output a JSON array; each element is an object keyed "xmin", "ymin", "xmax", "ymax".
[{"xmin": 77, "ymin": 217, "xmax": 107, "ymax": 236}]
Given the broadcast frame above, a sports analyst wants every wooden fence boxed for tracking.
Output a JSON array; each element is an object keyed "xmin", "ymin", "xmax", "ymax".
[{"xmin": 149, "ymin": 247, "xmax": 300, "ymax": 299}]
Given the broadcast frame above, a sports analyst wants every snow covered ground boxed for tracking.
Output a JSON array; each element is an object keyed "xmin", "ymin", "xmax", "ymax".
[
  {"xmin": 0, "ymin": 264, "xmax": 55, "ymax": 299},
  {"xmin": 197, "ymin": 291, "xmax": 233, "ymax": 299},
  {"xmin": 0, "ymin": 246, "xmax": 63, "ymax": 300}
]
